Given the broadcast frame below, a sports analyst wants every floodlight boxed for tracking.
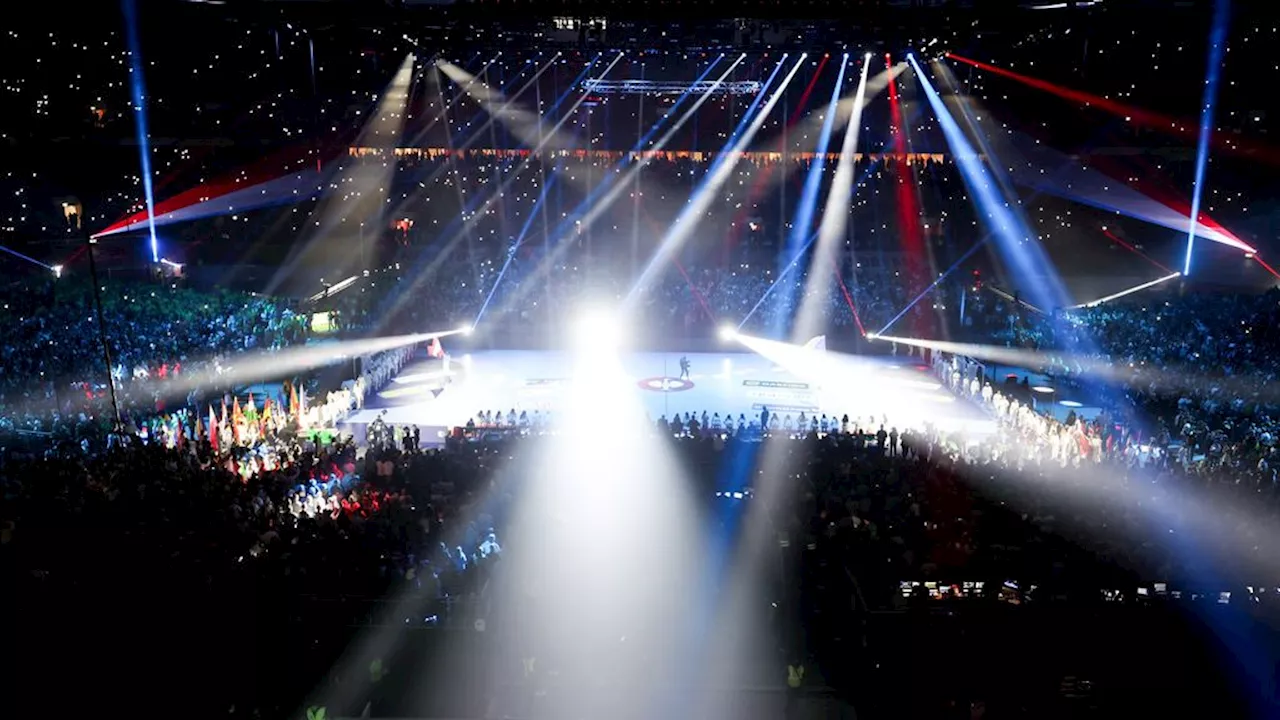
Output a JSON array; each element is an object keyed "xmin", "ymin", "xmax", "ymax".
[{"xmin": 574, "ymin": 308, "xmax": 621, "ymax": 352}]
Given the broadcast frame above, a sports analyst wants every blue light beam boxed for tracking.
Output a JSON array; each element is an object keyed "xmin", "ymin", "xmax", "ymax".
[
  {"xmin": 123, "ymin": 0, "xmax": 160, "ymax": 263},
  {"xmin": 740, "ymin": 131, "xmax": 904, "ymax": 332},
  {"xmin": 908, "ymin": 56, "xmax": 1071, "ymax": 313},
  {"xmin": 772, "ymin": 55, "xmax": 849, "ymax": 333},
  {"xmin": 737, "ymin": 229, "xmax": 820, "ymax": 331},
  {"xmin": 0, "ymin": 243, "xmax": 55, "ymax": 271},
  {"xmin": 1183, "ymin": 0, "xmax": 1231, "ymax": 276},
  {"xmin": 474, "ymin": 173, "xmax": 559, "ymax": 325},
  {"xmin": 626, "ymin": 54, "xmax": 799, "ymax": 303},
  {"xmin": 877, "ymin": 239, "xmax": 988, "ymax": 337}
]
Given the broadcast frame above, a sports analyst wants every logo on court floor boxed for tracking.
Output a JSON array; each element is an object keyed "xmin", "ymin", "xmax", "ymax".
[{"xmin": 637, "ymin": 377, "xmax": 695, "ymax": 392}]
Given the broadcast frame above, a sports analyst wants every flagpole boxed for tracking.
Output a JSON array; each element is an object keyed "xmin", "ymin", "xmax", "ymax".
[{"xmin": 84, "ymin": 227, "xmax": 122, "ymax": 431}]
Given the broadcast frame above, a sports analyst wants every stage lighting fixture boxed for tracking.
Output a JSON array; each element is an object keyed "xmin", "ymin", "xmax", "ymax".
[
  {"xmin": 574, "ymin": 308, "xmax": 622, "ymax": 352},
  {"xmin": 51, "ymin": 265, "xmax": 62, "ymax": 278},
  {"xmin": 457, "ymin": 325, "xmax": 473, "ymax": 336},
  {"xmin": 718, "ymin": 324, "xmax": 738, "ymax": 342},
  {"xmin": 866, "ymin": 332, "xmax": 879, "ymax": 340}
]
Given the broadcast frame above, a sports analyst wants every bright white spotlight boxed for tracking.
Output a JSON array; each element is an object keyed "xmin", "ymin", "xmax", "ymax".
[
  {"xmin": 457, "ymin": 324, "xmax": 473, "ymax": 336},
  {"xmin": 51, "ymin": 265, "xmax": 63, "ymax": 278},
  {"xmin": 718, "ymin": 324, "xmax": 738, "ymax": 342},
  {"xmin": 574, "ymin": 308, "xmax": 622, "ymax": 352},
  {"xmin": 866, "ymin": 332, "xmax": 879, "ymax": 341}
]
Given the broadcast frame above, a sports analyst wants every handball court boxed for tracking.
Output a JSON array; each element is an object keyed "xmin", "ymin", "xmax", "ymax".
[{"xmin": 343, "ymin": 348, "xmax": 996, "ymax": 441}]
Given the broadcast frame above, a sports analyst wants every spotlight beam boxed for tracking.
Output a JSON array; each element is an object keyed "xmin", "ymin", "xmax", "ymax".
[
  {"xmin": 0, "ymin": 243, "xmax": 55, "ymax": 271},
  {"xmin": 266, "ymin": 54, "xmax": 417, "ymax": 295},
  {"xmin": 439, "ymin": 53, "xmax": 623, "ymax": 159},
  {"xmin": 876, "ymin": 238, "xmax": 989, "ymax": 337},
  {"xmin": 1069, "ymin": 271, "xmax": 1182, "ymax": 309},
  {"xmin": 426, "ymin": 52, "xmax": 618, "ymax": 255},
  {"xmin": 737, "ymin": 229, "xmax": 820, "ymax": 331},
  {"xmin": 473, "ymin": 173, "xmax": 559, "ymax": 326},
  {"xmin": 722, "ymin": 54, "xmax": 831, "ymax": 249},
  {"xmin": 452, "ymin": 51, "xmax": 726, "ymax": 296},
  {"xmin": 772, "ymin": 54, "xmax": 850, "ymax": 334},
  {"xmin": 908, "ymin": 56, "xmax": 1070, "ymax": 313},
  {"xmin": 793, "ymin": 54, "xmax": 871, "ymax": 342},
  {"xmin": 946, "ymin": 50, "xmax": 1280, "ymax": 165},
  {"xmin": 146, "ymin": 330, "xmax": 461, "ymax": 404},
  {"xmin": 886, "ymin": 56, "xmax": 931, "ymax": 323},
  {"xmin": 401, "ymin": 53, "xmax": 501, "ymax": 150},
  {"xmin": 460, "ymin": 56, "xmax": 728, "ymax": 333},
  {"xmin": 1183, "ymin": 0, "xmax": 1231, "ymax": 276},
  {"xmin": 1103, "ymin": 228, "xmax": 1174, "ymax": 274},
  {"xmin": 739, "ymin": 125, "xmax": 908, "ymax": 334},
  {"xmin": 122, "ymin": 0, "xmax": 159, "ymax": 262},
  {"xmin": 374, "ymin": 54, "xmax": 565, "ymax": 232},
  {"xmin": 486, "ymin": 55, "xmax": 747, "ymax": 324},
  {"xmin": 377, "ymin": 54, "xmax": 598, "ymax": 327},
  {"xmin": 873, "ymin": 333, "xmax": 1280, "ymax": 409},
  {"xmin": 626, "ymin": 54, "xmax": 804, "ymax": 303}
]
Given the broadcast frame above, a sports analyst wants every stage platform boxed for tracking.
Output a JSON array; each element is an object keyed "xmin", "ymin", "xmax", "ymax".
[{"xmin": 341, "ymin": 349, "xmax": 996, "ymax": 442}]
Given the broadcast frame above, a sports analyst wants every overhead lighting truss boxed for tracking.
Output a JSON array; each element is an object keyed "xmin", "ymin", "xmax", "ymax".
[{"xmin": 581, "ymin": 79, "xmax": 763, "ymax": 96}]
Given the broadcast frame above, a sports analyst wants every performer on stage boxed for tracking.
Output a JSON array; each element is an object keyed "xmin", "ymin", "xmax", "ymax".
[{"xmin": 679, "ymin": 355, "xmax": 691, "ymax": 380}]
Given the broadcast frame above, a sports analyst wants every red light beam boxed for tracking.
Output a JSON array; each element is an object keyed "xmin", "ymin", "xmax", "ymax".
[{"xmin": 946, "ymin": 53, "xmax": 1280, "ymax": 165}]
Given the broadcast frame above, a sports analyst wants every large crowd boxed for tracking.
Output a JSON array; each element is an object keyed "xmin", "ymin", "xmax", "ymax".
[
  {"xmin": 5, "ymin": 233, "xmax": 1280, "ymax": 718},
  {"xmin": 996, "ymin": 289, "xmax": 1280, "ymax": 489},
  {"xmin": 7, "ymin": 8, "xmax": 1280, "ymax": 717},
  {"xmin": 7, "ymin": 367, "xmax": 1280, "ymax": 717},
  {"xmin": 0, "ymin": 279, "xmax": 310, "ymax": 442}
]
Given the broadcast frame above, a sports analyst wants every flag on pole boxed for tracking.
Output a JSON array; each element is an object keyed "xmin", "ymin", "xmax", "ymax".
[{"xmin": 231, "ymin": 397, "xmax": 243, "ymax": 445}]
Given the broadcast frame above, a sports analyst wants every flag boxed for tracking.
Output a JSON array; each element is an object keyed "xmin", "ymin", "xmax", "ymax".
[
  {"xmin": 209, "ymin": 405, "xmax": 219, "ymax": 452},
  {"xmin": 246, "ymin": 392, "xmax": 257, "ymax": 420},
  {"xmin": 289, "ymin": 382, "xmax": 300, "ymax": 421},
  {"xmin": 261, "ymin": 398, "xmax": 272, "ymax": 434},
  {"xmin": 233, "ymin": 396, "xmax": 243, "ymax": 424}
]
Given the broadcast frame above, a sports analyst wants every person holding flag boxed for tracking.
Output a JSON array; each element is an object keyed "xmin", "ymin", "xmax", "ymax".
[
  {"xmin": 232, "ymin": 396, "xmax": 244, "ymax": 445},
  {"xmin": 208, "ymin": 405, "xmax": 219, "ymax": 452}
]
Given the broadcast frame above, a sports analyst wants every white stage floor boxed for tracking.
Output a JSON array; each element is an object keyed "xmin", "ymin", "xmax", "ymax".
[{"xmin": 344, "ymin": 349, "xmax": 996, "ymax": 437}]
